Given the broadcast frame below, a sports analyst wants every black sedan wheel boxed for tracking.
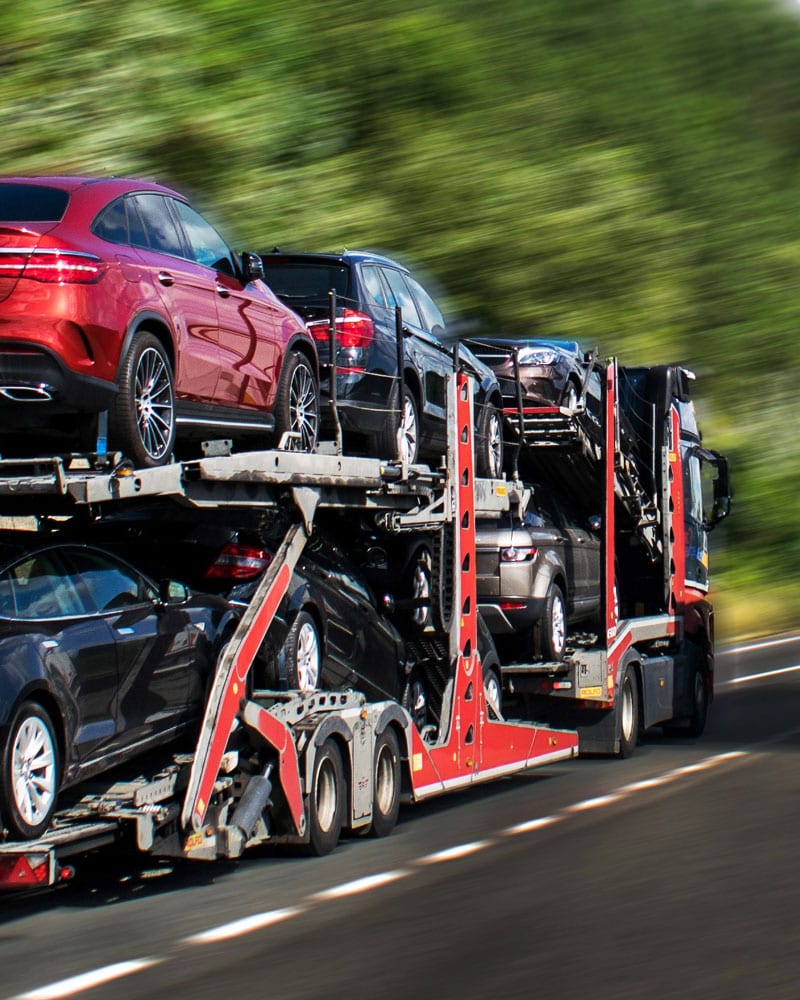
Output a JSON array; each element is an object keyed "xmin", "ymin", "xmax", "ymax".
[
  {"xmin": 1, "ymin": 702, "xmax": 60, "ymax": 840},
  {"xmin": 285, "ymin": 610, "xmax": 321, "ymax": 693},
  {"xmin": 476, "ymin": 402, "xmax": 504, "ymax": 479}
]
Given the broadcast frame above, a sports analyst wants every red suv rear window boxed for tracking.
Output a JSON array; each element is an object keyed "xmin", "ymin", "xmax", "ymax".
[{"xmin": 0, "ymin": 184, "xmax": 69, "ymax": 223}]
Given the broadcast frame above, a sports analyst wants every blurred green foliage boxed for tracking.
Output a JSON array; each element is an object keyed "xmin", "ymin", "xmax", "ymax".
[{"xmin": 1, "ymin": 0, "xmax": 798, "ymax": 638}]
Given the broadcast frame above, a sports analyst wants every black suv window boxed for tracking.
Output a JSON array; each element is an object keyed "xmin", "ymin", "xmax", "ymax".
[
  {"xmin": 263, "ymin": 261, "xmax": 351, "ymax": 304},
  {"xmin": 379, "ymin": 268, "xmax": 422, "ymax": 328},
  {"xmin": 0, "ymin": 183, "xmax": 69, "ymax": 222},
  {"xmin": 361, "ymin": 265, "xmax": 390, "ymax": 309},
  {"xmin": 406, "ymin": 275, "xmax": 445, "ymax": 335},
  {"xmin": 129, "ymin": 193, "xmax": 186, "ymax": 258}
]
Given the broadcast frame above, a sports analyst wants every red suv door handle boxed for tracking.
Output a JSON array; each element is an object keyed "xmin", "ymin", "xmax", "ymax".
[
  {"xmin": 216, "ymin": 284, "xmax": 231, "ymax": 298},
  {"xmin": 157, "ymin": 271, "xmax": 175, "ymax": 286}
]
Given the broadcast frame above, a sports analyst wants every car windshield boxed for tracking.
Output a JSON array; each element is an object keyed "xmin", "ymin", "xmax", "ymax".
[
  {"xmin": 263, "ymin": 262, "xmax": 351, "ymax": 305},
  {"xmin": 0, "ymin": 183, "xmax": 69, "ymax": 222}
]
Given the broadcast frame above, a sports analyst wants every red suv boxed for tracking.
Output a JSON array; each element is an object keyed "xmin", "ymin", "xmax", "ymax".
[{"xmin": 0, "ymin": 177, "xmax": 319, "ymax": 466}]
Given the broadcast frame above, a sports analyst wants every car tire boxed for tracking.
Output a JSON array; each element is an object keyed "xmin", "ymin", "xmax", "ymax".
[
  {"xmin": 377, "ymin": 384, "xmax": 419, "ymax": 464},
  {"xmin": 0, "ymin": 701, "xmax": 60, "ymax": 840},
  {"xmin": 402, "ymin": 671, "xmax": 429, "ymax": 732},
  {"xmin": 274, "ymin": 351, "xmax": 319, "ymax": 452},
  {"xmin": 483, "ymin": 664, "xmax": 502, "ymax": 716},
  {"xmin": 617, "ymin": 663, "xmax": 640, "ymax": 757},
  {"xmin": 285, "ymin": 610, "xmax": 321, "ymax": 693},
  {"xmin": 370, "ymin": 727, "xmax": 401, "ymax": 838},
  {"xmin": 405, "ymin": 546, "xmax": 434, "ymax": 631},
  {"xmin": 111, "ymin": 331, "xmax": 176, "ymax": 468},
  {"xmin": 541, "ymin": 583, "xmax": 567, "ymax": 661},
  {"xmin": 562, "ymin": 380, "xmax": 580, "ymax": 410},
  {"xmin": 476, "ymin": 401, "xmax": 504, "ymax": 479},
  {"xmin": 306, "ymin": 737, "xmax": 345, "ymax": 856}
]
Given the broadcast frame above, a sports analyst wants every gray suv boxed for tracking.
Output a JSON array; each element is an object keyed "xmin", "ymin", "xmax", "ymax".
[{"xmin": 476, "ymin": 494, "xmax": 601, "ymax": 662}]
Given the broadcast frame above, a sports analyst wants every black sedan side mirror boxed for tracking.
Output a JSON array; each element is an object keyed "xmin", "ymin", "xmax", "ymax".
[{"xmin": 159, "ymin": 579, "xmax": 189, "ymax": 604}]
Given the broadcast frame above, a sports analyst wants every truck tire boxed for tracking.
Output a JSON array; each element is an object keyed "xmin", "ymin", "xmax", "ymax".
[
  {"xmin": 1, "ymin": 701, "xmax": 60, "ymax": 840},
  {"xmin": 687, "ymin": 665, "xmax": 709, "ymax": 738},
  {"xmin": 306, "ymin": 738, "xmax": 345, "ymax": 856},
  {"xmin": 475, "ymin": 401, "xmax": 504, "ymax": 479},
  {"xmin": 617, "ymin": 663, "xmax": 640, "ymax": 758},
  {"xmin": 371, "ymin": 727, "xmax": 401, "ymax": 838},
  {"xmin": 111, "ymin": 331, "xmax": 175, "ymax": 468},
  {"xmin": 285, "ymin": 610, "xmax": 321, "ymax": 693},
  {"xmin": 274, "ymin": 350, "xmax": 319, "ymax": 452},
  {"xmin": 541, "ymin": 584, "xmax": 567, "ymax": 661}
]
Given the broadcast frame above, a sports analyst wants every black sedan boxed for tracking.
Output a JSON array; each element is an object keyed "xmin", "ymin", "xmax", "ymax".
[{"xmin": 0, "ymin": 532, "xmax": 234, "ymax": 840}]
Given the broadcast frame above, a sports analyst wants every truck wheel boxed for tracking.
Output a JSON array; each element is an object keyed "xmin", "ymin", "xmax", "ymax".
[
  {"xmin": 476, "ymin": 402, "xmax": 504, "ymax": 479},
  {"xmin": 687, "ymin": 665, "xmax": 709, "ymax": 737},
  {"xmin": 111, "ymin": 332, "xmax": 175, "ymax": 468},
  {"xmin": 371, "ymin": 728, "xmax": 401, "ymax": 838},
  {"xmin": 285, "ymin": 611, "xmax": 321, "ymax": 693},
  {"xmin": 617, "ymin": 663, "xmax": 640, "ymax": 758},
  {"xmin": 307, "ymin": 738, "xmax": 345, "ymax": 856},
  {"xmin": 541, "ymin": 584, "xmax": 566, "ymax": 661},
  {"xmin": 274, "ymin": 351, "xmax": 319, "ymax": 452},
  {"xmin": 1, "ymin": 702, "xmax": 60, "ymax": 840}
]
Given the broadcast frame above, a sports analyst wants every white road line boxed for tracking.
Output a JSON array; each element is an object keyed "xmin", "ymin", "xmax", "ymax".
[
  {"xmin": 724, "ymin": 635, "xmax": 800, "ymax": 655},
  {"xmin": 182, "ymin": 906, "xmax": 303, "ymax": 944},
  {"xmin": 17, "ymin": 959, "xmax": 162, "ymax": 1000},
  {"xmin": 563, "ymin": 793, "xmax": 625, "ymax": 813},
  {"xmin": 310, "ymin": 870, "xmax": 411, "ymax": 900},
  {"xmin": 503, "ymin": 815, "xmax": 562, "ymax": 836},
  {"xmin": 417, "ymin": 840, "xmax": 493, "ymax": 864},
  {"xmin": 719, "ymin": 663, "xmax": 800, "ymax": 687}
]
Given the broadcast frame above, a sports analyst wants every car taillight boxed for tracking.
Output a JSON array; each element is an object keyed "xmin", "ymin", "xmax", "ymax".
[
  {"xmin": 307, "ymin": 309, "xmax": 375, "ymax": 349},
  {"xmin": 500, "ymin": 546, "xmax": 537, "ymax": 563},
  {"xmin": 0, "ymin": 249, "xmax": 106, "ymax": 284},
  {"xmin": 204, "ymin": 543, "xmax": 273, "ymax": 581}
]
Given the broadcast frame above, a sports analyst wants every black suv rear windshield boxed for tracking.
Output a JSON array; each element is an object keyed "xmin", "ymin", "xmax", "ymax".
[
  {"xmin": 262, "ymin": 261, "xmax": 351, "ymax": 305},
  {"xmin": 0, "ymin": 184, "xmax": 69, "ymax": 223}
]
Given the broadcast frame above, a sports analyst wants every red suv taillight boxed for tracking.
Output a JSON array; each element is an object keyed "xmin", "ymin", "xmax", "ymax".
[
  {"xmin": 0, "ymin": 249, "xmax": 106, "ymax": 284},
  {"xmin": 204, "ymin": 542, "xmax": 273, "ymax": 582},
  {"xmin": 307, "ymin": 309, "xmax": 375, "ymax": 350},
  {"xmin": 500, "ymin": 546, "xmax": 537, "ymax": 563}
]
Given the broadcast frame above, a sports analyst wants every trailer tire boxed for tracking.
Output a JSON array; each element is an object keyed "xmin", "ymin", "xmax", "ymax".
[
  {"xmin": 284, "ymin": 610, "xmax": 321, "ymax": 693},
  {"xmin": 306, "ymin": 738, "xmax": 345, "ymax": 856},
  {"xmin": 617, "ymin": 663, "xmax": 640, "ymax": 758},
  {"xmin": 1, "ymin": 701, "xmax": 60, "ymax": 840},
  {"xmin": 371, "ymin": 727, "xmax": 401, "ymax": 838}
]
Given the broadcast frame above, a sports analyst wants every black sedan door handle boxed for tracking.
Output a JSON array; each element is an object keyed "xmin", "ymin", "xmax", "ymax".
[{"xmin": 157, "ymin": 271, "xmax": 175, "ymax": 286}]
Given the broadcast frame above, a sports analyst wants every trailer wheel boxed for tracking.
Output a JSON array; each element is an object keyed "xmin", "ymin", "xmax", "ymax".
[
  {"xmin": 307, "ymin": 738, "xmax": 345, "ymax": 856},
  {"xmin": 541, "ymin": 584, "xmax": 566, "ymax": 661},
  {"xmin": 617, "ymin": 663, "xmax": 640, "ymax": 758},
  {"xmin": 274, "ymin": 350, "xmax": 319, "ymax": 452},
  {"xmin": 285, "ymin": 610, "xmax": 321, "ymax": 693},
  {"xmin": 111, "ymin": 332, "xmax": 175, "ymax": 467},
  {"xmin": 1, "ymin": 702, "xmax": 60, "ymax": 840},
  {"xmin": 476, "ymin": 401, "xmax": 504, "ymax": 479},
  {"xmin": 371, "ymin": 728, "xmax": 401, "ymax": 838}
]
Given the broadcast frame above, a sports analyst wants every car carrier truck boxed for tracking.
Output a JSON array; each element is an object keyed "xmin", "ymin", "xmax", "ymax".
[{"xmin": 0, "ymin": 350, "xmax": 729, "ymax": 889}]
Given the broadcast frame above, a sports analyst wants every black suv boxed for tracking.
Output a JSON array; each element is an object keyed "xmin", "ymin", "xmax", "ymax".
[{"xmin": 261, "ymin": 250, "xmax": 504, "ymax": 476}]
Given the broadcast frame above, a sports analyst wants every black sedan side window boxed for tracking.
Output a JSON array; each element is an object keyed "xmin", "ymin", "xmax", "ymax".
[
  {"xmin": 3, "ymin": 552, "xmax": 86, "ymax": 619},
  {"xmin": 67, "ymin": 549, "xmax": 156, "ymax": 614}
]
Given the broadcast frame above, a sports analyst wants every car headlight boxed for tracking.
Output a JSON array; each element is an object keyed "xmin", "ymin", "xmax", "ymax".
[{"xmin": 517, "ymin": 347, "xmax": 561, "ymax": 367}]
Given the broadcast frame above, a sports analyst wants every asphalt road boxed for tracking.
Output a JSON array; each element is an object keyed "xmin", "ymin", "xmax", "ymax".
[{"xmin": 2, "ymin": 634, "xmax": 798, "ymax": 1000}]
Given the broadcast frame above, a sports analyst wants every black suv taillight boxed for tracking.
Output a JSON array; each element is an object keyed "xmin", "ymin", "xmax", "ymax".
[{"xmin": 307, "ymin": 309, "xmax": 375, "ymax": 349}]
